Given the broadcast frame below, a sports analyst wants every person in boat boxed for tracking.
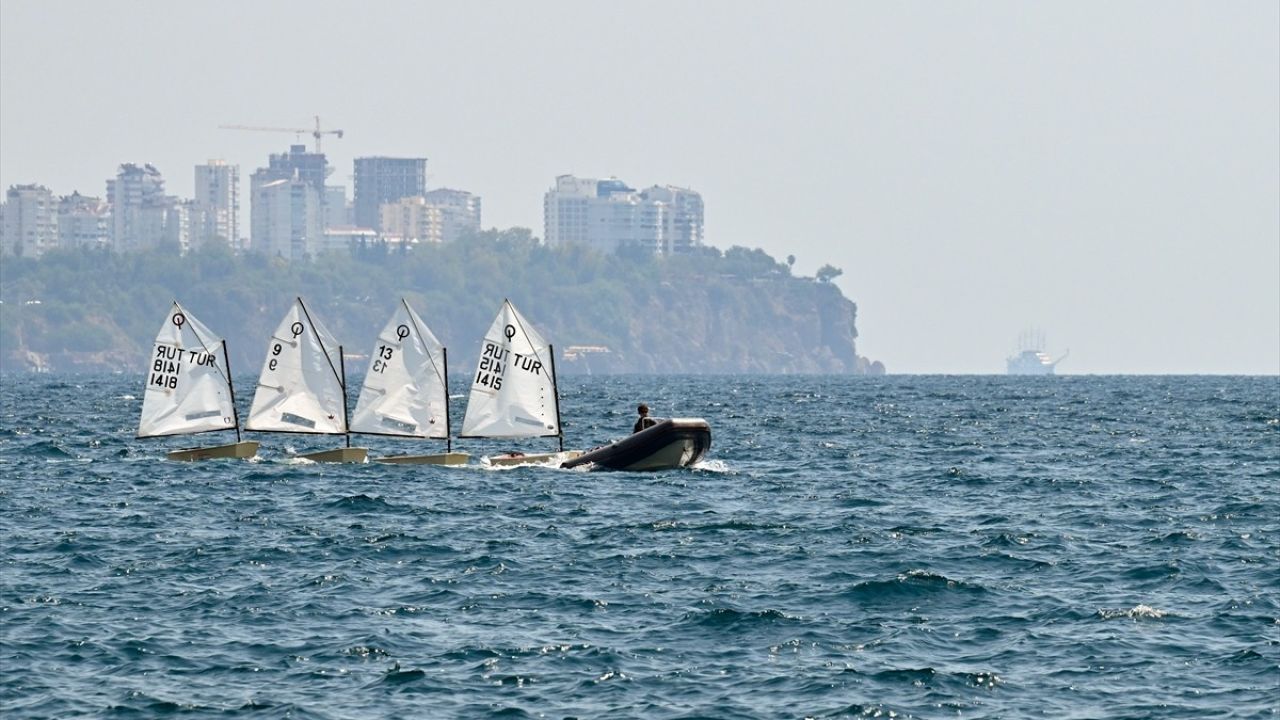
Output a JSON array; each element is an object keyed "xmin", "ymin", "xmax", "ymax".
[{"xmin": 633, "ymin": 403, "xmax": 658, "ymax": 433}]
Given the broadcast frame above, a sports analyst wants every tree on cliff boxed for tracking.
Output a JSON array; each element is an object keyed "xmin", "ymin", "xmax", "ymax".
[{"xmin": 816, "ymin": 264, "xmax": 843, "ymax": 283}]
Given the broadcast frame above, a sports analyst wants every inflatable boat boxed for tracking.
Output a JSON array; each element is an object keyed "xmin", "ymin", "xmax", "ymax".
[{"xmin": 561, "ymin": 418, "xmax": 711, "ymax": 471}]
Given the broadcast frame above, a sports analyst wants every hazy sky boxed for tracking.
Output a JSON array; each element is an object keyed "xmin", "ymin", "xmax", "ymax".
[{"xmin": 2, "ymin": 1, "xmax": 1276, "ymax": 374}]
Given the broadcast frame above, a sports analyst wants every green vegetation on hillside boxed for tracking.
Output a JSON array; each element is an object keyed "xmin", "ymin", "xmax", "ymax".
[{"xmin": 0, "ymin": 230, "xmax": 872, "ymax": 374}]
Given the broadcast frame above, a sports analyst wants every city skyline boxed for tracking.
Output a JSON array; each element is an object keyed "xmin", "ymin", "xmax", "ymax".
[
  {"xmin": 3, "ymin": 152, "xmax": 707, "ymax": 257},
  {"xmin": 2, "ymin": 1, "xmax": 1276, "ymax": 374}
]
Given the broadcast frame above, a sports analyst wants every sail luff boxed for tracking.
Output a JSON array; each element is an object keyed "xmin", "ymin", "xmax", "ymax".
[
  {"xmin": 443, "ymin": 346, "xmax": 452, "ymax": 452},
  {"xmin": 222, "ymin": 340, "xmax": 242, "ymax": 443},
  {"xmin": 296, "ymin": 297, "xmax": 343, "ymax": 396},
  {"xmin": 340, "ymin": 348, "xmax": 351, "ymax": 447},
  {"xmin": 403, "ymin": 298, "xmax": 446, "ymax": 388},
  {"xmin": 177, "ymin": 301, "xmax": 229, "ymax": 386},
  {"xmin": 548, "ymin": 343, "xmax": 564, "ymax": 452}
]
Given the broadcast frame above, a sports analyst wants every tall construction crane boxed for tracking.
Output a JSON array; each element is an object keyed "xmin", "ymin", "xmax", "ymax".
[{"xmin": 219, "ymin": 115, "xmax": 345, "ymax": 153}]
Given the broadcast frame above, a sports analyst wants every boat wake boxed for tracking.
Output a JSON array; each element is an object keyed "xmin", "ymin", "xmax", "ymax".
[{"xmin": 691, "ymin": 459, "xmax": 732, "ymax": 473}]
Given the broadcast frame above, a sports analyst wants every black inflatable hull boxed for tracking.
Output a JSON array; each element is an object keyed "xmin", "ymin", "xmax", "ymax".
[{"xmin": 561, "ymin": 418, "xmax": 711, "ymax": 471}]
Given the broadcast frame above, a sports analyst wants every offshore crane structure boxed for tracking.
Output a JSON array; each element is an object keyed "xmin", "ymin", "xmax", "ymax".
[{"xmin": 219, "ymin": 116, "xmax": 345, "ymax": 153}]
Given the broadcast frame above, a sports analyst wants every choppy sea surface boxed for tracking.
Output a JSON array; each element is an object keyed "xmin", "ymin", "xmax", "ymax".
[{"xmin": 1, "ymin": 373, "xmax": 1277, "ymax": 718}]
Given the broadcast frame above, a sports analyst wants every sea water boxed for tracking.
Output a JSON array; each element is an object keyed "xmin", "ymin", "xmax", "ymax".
[{"xmin": 1, "ymin": 374, "xmax": 1276, "ymax": 718}]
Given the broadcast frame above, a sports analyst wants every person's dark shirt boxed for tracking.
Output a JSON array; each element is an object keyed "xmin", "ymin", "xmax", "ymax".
[{"xmin": 633, "ymin": 416, "xmax": 656, "ymax": 433}]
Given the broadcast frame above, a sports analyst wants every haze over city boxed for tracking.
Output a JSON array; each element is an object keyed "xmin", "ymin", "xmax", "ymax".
[{"xmin": 2, "ymin": 1, "xmax": 1276, "ymax": 374}]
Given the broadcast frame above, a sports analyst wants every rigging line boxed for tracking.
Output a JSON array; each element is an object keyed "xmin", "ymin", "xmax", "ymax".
[
  {"xmin": 222, "ymin": 339, "xmax": 243, "ymax": 443},
  {"xmin": 173, "ymin": 301, "xmax": 232, "ymax": 387},
  {"xmin": 295, "ymin": 297, "xmax": 344, "ymax": 389},
  {"xmin": 403, "ymin": 298, "xmax": 445, "ymax": 386},
  {"xmin": 505, "ymin": 299, "xmax": 550, "ymax": 377},
  {"xmin": 443, "ymin": 346, "xmax": 452, "ymax": 452}
]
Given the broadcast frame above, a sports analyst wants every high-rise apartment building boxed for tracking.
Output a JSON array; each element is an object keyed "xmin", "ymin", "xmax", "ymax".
[
  {"xmin": 380, "ymin": 189, "xmax": 482, "ymax": 245},
  {"xmin": 353, "ymin": 157, "xmax": 427, "ymax": 231},
  {"xmin": 1, "ymin": 184, "xmax": 58, "ymax": 258},
  {"xmin": 107, "ymin": 163, "xmax": 168, "ymax": 250},
  {"xmin": 56, "ymin": 192, "xmax": 110, "ymax": 250},
  {"xmin": 193, "ymin": 160, "xmax": 239, "ymax": 247},
  {"xmin": 249, "ymin": 146, "xmax": 330, "ymax": 260},
  {"xmin": 422, "ymin": 188, "xmax": 481, "ymax": 243},
  {"xmin": 264, "ymin": 145, "xmax": 328, "ymax": 194},
  {"xmin": 250, "ymin": 176, "xmax": 322, "ymax": 260},
  {"xmin": 543, "ymin": 175, "xmax": 702, "ymax": 255},
  {"xmin": 380, "ymin": 196, "xmax": 444, "ymax": 244},
  {"xmin": 324, "ymin": 186, "xmax": 350, "ymax": 229},
  {"xmin": 639, "ymin": 185, "xmax": 705, "ymax": 254}
]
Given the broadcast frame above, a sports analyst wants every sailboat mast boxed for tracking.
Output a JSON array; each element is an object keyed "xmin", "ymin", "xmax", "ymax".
[
  {"xmin": 443, "ymin": 346, "xmax": 453, "ymax": 452},
  {"xmin": 340, "ymin": 347, "xmax": 351, "ymax": 448},
  {"xmin": 548, "ymin": 343, "xmax": 564, "ymax": 452},
  {"xmin": 222, "ymin": 339, "xmax": 243, "ymax": 443}
]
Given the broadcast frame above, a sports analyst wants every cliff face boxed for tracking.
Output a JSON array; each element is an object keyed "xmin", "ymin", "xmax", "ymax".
[
  {"xmin": 0, "ymin": 242, "xmax": 878, "ymax": 375},
  {"xmin": 598, "ymin": 279, "xmax": 860, "ymax": 374}
]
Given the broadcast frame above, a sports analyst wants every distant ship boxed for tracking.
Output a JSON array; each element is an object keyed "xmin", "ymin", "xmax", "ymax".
[{"xmin": 1006, "ymin": 330, "xmax": 1068, "ymax": 375}]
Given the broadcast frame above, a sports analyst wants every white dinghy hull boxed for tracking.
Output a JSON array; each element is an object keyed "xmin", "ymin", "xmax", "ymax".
[
  {"xmin": 167, "ymin": 440, "xmax": 260, "ymax": 462},
  {"xmin": 375, "ymin": 452, "xmax": 470, "ymax": 466},
  {"xmin": 298, "ymin": 447, "xmax": 368, "ymax": 463}
]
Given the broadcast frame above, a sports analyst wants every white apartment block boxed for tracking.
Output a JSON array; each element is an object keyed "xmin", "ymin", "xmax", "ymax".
[
  {"xmin": 125, "ymin": 197, "xmax": 193, "ymax": 252},
  {"xmin": 57, "ymin": 192, "xmax": 110, "ymax": 250},
  {"xmin": 108, "ymin": 163, "xmax": 166, "ymax": 250},
  {"xmin": 193, "ymin": 160, "xmax": 239, "ymax": 247},
  {"xmin": 1, "ymin": 184, "xmax": 58, "ymax": 258},
  {"xmin": 381, "ymin": 197, "xmax": 443, "ymax": 244},
  {"xmin": 640, "ymin": 184, "xmax": 705, "ymax": 254},
  {"xmin": 250, "ymin": 175, "xmax": 322, "ymax": 261},
  {"xmin": 543, "ymin": 175, "xmax": 703, "ymax": 255},
  {"xmin": 324, "ymin": 186, "xmax": 351, "ymax": 229},
  {"xmin": 380, "ymin": 189, "xmax": 481, "ymax": 245},
  {"xmin": 422, "ymin": 188, "xmax": 481, "ymax": 243}
]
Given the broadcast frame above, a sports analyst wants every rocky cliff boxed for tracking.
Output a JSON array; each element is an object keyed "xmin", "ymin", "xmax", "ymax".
[{"xmin": 0, "ymin": 238, "xmax": 882, "ymax": 375}]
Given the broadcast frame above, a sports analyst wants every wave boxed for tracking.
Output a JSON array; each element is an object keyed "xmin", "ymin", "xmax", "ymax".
[
  {"xmin": 691, "ymin": 459, "xmax": 732, "ymax": 473},
  {"xmin": 1097, "ymin": 604, "xmax": 1172, "ymax": 620},
  {"xmin": 678, "ymin": 607, "xmax": 805, "ymax": 631},
  {"xmin": 21, "ymin": 440, "xmax": 78, "ymax": 460},
  {"xmin": 841, "ymin": 570, "xmax": 991, "ymax": 603},
  {"xmin": 379, "ymin": 663, "xmax": 428, "ymax": 685},
  {"xmin": 850, "ymin": 666, "xmax": 1002, "ymax": 691},
  {"xmin": 237, "ymin": 470, "xmax": 282, "ymax": 484},
  {"xmin": 326, "ymin": 494, "xmax": 399, "ymax": 512}
]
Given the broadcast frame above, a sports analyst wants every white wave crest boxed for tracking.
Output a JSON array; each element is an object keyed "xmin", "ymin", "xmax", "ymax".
[
  {"xmin": 1098, "ymin": 604, "xmax": 1169, "ymax": 620},
  {"xmin": 692, "ymin": 459, "xmax": 732, "ymax": 473}
]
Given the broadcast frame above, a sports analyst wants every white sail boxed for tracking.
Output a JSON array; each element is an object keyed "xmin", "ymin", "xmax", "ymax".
[
  {"xmin": 138, "ymin": 302, "xmax": 238, "ymax": 438},
  {"xmin": 246, "ymin": 298, "xmax": 348, "ymax": 435},
  {"xmin": 350, "ymin": 299, "xmax": 449, "ymax": 438},
  {"xmin": 461, "ymin": 299, "xmax": 560, "ymax": 438}
]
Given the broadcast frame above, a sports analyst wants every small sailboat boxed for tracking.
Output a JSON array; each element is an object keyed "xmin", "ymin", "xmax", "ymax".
[
  {"xmin": 459, "ymin": 299, "xmax": 577, "ymax": 466},
  {"xmin": 352, "ymin": 299, "xmax": 468, "ymax": 465},
  {"xmin": 245, "ymin": 297, "xmax": 367, "ymax": 463},
  {"xmin": 137, "ymin": 301, "xmax": 259, "ymax": 461}
]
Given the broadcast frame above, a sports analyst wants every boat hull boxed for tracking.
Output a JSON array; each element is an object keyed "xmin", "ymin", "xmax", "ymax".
[
  {"xmin": 298, "ymin": 447, "xmax": 368, "ymax": 463},
  {"xmin": 374, "ymin": 452, "xmax": 471, "ymax": 466},
  {"xmin": 166, "ymin": 441, "xmax": 260, "ymax": 462},
  {"xmin": 561, "ymin": 418, "xmax": 711, "ymax": 471},
  {"xmin": 485, "ymin": 450, "xmax": 583, "ymax": 467}
]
